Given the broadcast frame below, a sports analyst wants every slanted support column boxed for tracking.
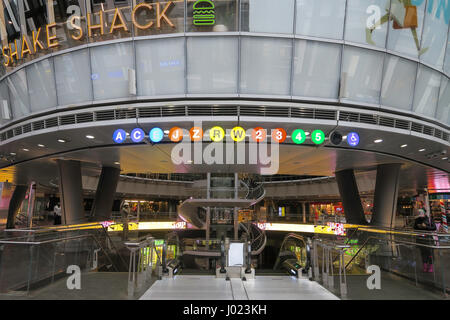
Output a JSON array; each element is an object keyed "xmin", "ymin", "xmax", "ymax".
[
  {"xmin": 6, "ymin": 185, "xmax": 28, "ymax": 229},
  {"xmin": 370, "ymin": 164, "xmax": 401, "ymax": 228},
  {"xmin": 90, "ymin": 166, "xmax": 120, "ymax": 221},
  {"xmin": 57, "ymin": 160, "xmax": 85, "ymax": 225},
  {"xmin": 335, "ymin": 169, "xmax": 367, "ymax": 225}
]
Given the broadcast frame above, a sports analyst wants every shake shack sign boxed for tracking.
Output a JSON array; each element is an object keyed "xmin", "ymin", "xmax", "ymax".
[{"xmin": 1, "ymin": 0, "xmax": 215, "ymax": 68}]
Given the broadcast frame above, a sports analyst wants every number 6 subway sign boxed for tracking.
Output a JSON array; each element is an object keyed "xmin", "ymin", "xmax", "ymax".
[{"xmin": 0, "ymin": 0, "xmax": 185, "ymax": 68}]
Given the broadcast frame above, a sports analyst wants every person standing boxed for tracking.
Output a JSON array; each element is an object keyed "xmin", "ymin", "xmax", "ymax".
[
  {"xmin": 53, "ymin": 203, "xmax": 62, "ymax": 225},
  {"xmin": 414, "ymin": 208, "xmax": 436, "ymax": 273}
]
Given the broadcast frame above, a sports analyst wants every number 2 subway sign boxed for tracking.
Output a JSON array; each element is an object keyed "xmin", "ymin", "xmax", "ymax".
[{"xmin": 1, "ymin": 1, "xmax": 182, "ymax": 67}]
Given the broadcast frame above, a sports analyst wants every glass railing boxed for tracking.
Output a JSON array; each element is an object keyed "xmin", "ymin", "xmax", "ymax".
[
  {"xmin": 0, "ymin": 224, "xmax": 128, "ymax": 296},
  {"xmin": 311, "ymin": 229, "xmax": 450, "ymax": 299}
]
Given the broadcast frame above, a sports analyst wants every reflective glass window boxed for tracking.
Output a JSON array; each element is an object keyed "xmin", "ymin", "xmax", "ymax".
[
  {"xmin": 292, "ymin": 40, "xmax": 341, "ymax": 99},
  {"xmin": 134, "ymin": 0, "xmax": 184, "ymax": 37},
  {"xmin": 51, "ymin": 0, "xmax": 88, "ymax": 51},
  {"xmin": 296, "ymin": 0, "xmax": 346, "ymax": 40},
  {"xmin": 413, "ymin": 65, "xmax": 441, "ymax": 118},
  {"xmin": 240, "ymin": 37, "xmax": 292, "ymax": 95},
  {"xmin": 187, "ymin": 36, "xmax": 238, "ymax": 94},
  {"xmin": 26, "ymin": 58, "xmax": 57, "ymax": 112},
  {"xmin": 54, "ymin": 49, "xmax": 93, "ymax": 106},
  {"xmin": 436, "ymin": 76, "xmax": 450, "ymax": 125},
  {"xmin": 387, "ymin": 0, "xmax": 427, "ymax": 59},
  {"xmin": 420, "ymin": 0, "xmax": 449, "ymax": 69},
  {"xmin": 88, "ymin": 0, "xmax": 132, "ymax": 43},
  {"xmin": 136, "ymin": 37, "xmax": 185, "ymax": 96},
  {"xmin": 187, "ymin": 0, "xmax": 238, "ymax": 32},
  {"xmin": 90, "ymin": 42, "xmax": 134, "ymax": 101},
  {"xmin": 381, "ymin": 55, "xmax": 417, "ymax": 110},
  {"xmin": 7, "ymin": 68, "xmax": 30, "ymax": 119},
  {"xmin": 341, "ymin": 46, "xmax": 384, "ymax": 104},
  {"xmin": 241, "ymin": 0, "xmax": 294, "ymax": 34},
  {"xmin": 0, "ymin": 80, "xmax": 12, "ymax": 125},
  {"xmin": 445, "ymin": 38, "xmax": 450, "ymax": 75},
  {"xmin": 345, "ymin": 0, "xmax": 390, "ymax": 48}
]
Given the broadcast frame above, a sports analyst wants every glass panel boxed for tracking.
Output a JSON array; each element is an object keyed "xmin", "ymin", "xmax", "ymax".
[
  {"xmin": 345, "ymin": 0, "xmax": 390, "ymax": 48},
  {"xmin": 54, "ymin": 49, "xmax": 93, "ymax": 106},
  {"xmin": 90, "ymin": 42, "xmax": 134, "ymax": 101},
  {"xmin": 295, "ymin": 0, "xmax": 346, "ymax": 40},
  {"xmin": 292, "ymin": 40, "xmax": 341, "ymax": 99},
  {"xmin": 445, "ymin": 37, "xmax": 450, "ymax": 75},
  {"xmin": 241, "ymin": 0, "xmax": 294, "ymax": 34},
  {"xmin": 341, "ymin": 46, "xmax": 384, "ymax": 104},
  {"xmin": 26, "ymin": 58, "xmax": 57, "ymax": 112},
  {"xmin": 387, "ymin": 0, "xmax": 427, "ymax": 59},
  {"xmin": 420, "ymin": 0, "xmax": 449, "ymax": 69},
  {"xmin": 187, "ymin": 36, "xmax": 238, "ymax": 94},
  {"xmin": 413, "ymin": 65, "xmax": 441, "ymax": 118},
  {"xmin": 0, "ymin": 80, "xmax": 12, "ymax": 125},
  {"xmin": 133, "ymin": 0, "xmax": 184, "ymax": 37},
  {"xmin": 187, "ymin": 0, "xmax": 238, "ymax": 32},
  {"xmin": 436, "ymin": 77, "xmax": 450, "ymax": 125},
  {"xmin": 136, "ymin": 37, "xmax": 185, "ymax": 96},
  {"xmin": 88, "ymin": 0, "xmax": 132, "ymax": 43},
  {"xmin": 381, "ymin": 55, "xmax": 417, "ymax": 110},
  {"xmin": 240, "ymin": 37, "xmax": 292, "ymax": 95},
  {"xmin": 7, "ymin": 68, "xmax": 30, "ymax": 119}
]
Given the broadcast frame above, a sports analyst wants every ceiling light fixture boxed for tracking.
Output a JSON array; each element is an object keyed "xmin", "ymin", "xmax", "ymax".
[
  {"xmin": 22, "ymin": 148, "xmax": 29, "ymax": 151},
  {"xmin": 10, "ymin": 152, "xmax": 16, "ymax": 156},
  {"xmin": 374, "ymin": 139, "xmax": 383, "ymax": 143},
  {"xmin": 419, "ymin": 148, "xmax": 426, "ymax": 152},
  {"xmin": 401, "ymin": 144, "xmax": 407, "ymax": 148},
  {"xmin": 86, "ymin": 135, "xmax": 95, "ymax": 139},
  {"xmin": 37, "ymin": 144, "xmax": 45, "ymax": 147},
  {"xmin": 57, "ymin": 139, "xmax": 66, "ymax": 143}
]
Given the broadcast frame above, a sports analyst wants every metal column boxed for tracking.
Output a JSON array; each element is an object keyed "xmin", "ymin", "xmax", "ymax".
[
  {"xmin": 90, "ymin": 166, "xmax": 120, "ymax": 221},
  {"xmin": 370, "ymin": 163, "xmax": 401, "ymax": 228},
  {"xmin": 335, "ymin": 169, "xmax": 367, "ymax": 225},
  {"xmin": 57, "ymin": 160, "xmax": 85, "ymax": 225},
  {"xmin": 6, "ymin": 184, "xmax": 28, "ymax": 229}
]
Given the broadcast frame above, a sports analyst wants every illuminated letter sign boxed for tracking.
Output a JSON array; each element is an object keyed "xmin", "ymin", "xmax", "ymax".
[
  {"xmin": 347, "ymin": 132, "xmax": 360, "ymax": 147},
  {"xmin": 209, "ymin": 126, "xmax": 225, "ymax": 142},
  {"xmin": 193, "ymin": 0, "xmax": 215, "ymax": 26},
  {"xmin": 251, "ymin": 127, "xmax": 266, "ymax": 142},
  {"xmin": 189, "ymin": 127, "xmax": 203, "ymax": 141},
  {"xmin": 230, "ymin": 126, "xmax": 246, "ymax": 142},
  {"xmin": 271, "ymin": 128, "xmax": 287, "ymax": 143},
  {"xmin": 169, "ymin": 127, "xmax": 183, "ymax": 142},
  {"xmin": 149, "ymin": 127, "xmax": 164, "ymax": 143},
  {"xmin": 292, "ymin": 129, "xmax": 306, "ymax": 144},
  {"xmin": 131, "ymin": 128, "xmax": 144, "ymax": 143},
  {"xmin": 311, "ymin": 130, "xmax": 325, "ymax": 145},
  {"xmin": 113, "ymin": 129, "xmax": 127, "ymax": 143}
]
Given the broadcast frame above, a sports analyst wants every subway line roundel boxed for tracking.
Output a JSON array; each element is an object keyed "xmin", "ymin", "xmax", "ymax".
[
  {"xmin": 230, "ymin": 126, "xmax": 246, "ymax": 142},
  {"xmin": 113, "ymin": 129, "xmax": 127, "ymax": 144}
]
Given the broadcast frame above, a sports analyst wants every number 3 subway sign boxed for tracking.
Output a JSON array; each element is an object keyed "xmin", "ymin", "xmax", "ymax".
[{"xmin": 1, "ymin": 0, "xmax": 206, "ymax": 67}]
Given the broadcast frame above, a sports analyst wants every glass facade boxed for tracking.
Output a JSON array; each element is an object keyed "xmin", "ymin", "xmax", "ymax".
[{"xmin": 0, "ymin": 0, "xmax": 447, "ymax": 128}]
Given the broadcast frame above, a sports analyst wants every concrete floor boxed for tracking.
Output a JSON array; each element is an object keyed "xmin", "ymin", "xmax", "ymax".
[
  {"xmin": 0, "ymin": 272, "xmax": 155, "ymax": 300},
  {"xmin": 139, "ymin": 275, "xmax": 340, "ymax": 300}
]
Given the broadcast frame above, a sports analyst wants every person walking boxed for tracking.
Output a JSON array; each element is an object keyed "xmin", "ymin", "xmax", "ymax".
[
  {"xmin": 414, "ymin": 208, "xmax": 436, "ymax": 273},
  {"xmin": 53, "ymin": 203, "xmax": 62, "ymax": 225}
]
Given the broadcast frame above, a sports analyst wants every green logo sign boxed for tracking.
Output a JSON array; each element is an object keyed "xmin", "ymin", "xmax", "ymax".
[
  {"xmin": 292, "ymin": 129, "xmax": 306, "ymax": 144},
  {"xmin": 193, "ymin": 0, "xmax": 215, "ymax": 26},
  {"xmin": 311, "ymin": 130, "xmax": 325, "ymax": 145}
]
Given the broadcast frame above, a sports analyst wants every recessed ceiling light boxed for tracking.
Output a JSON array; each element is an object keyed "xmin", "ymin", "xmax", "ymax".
[
  {"xmin": 10, "ymin": 152, "xmax": 16, "ymax": 156},
  {"xmin": 114, "ymin": 161, "xmax": 120, "ymax": 165},
  {"xmin": 37, "ymin": 144, "xmax": 45, "ymax": 147},
  {"xmin": 419, "ymin": 148, "xmax": 426, "ymax": 152},
  {"xmin": 442, "ymin": 157, "xmax": 448, "ymax": 160},
  {"xmin": 22, "ymin": 148, "xmax": 29, "ymax": 151},
  {"xmin": 374, "ymin": 139, "xmax": 383, "ymax": 143},
  {"xmin": 305, "ymin": 132, "xmax": 310, "ymax": 136},
  {"xmin": 342, "ymin": 135, "xmax": 347, "ymax": 139},
  {"xmin": 401, "ymin": 144, "xmax": 407, "ymax": 148},
  {"xmin": 57, "ymin": 139, "xmax": 66, "ymax": 143},
  {"xmin": 163, "ymin": 130, "xmax": 169, "ymax": 134},
  {"xmin": 86, "ymin": 135, "xmax": 95, "ymax": 139}
]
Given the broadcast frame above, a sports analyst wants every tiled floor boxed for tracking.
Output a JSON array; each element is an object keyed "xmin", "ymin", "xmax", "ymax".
[{"xmin": 139, "ymin": 275, "xmax": 339, "ymax": 300}]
